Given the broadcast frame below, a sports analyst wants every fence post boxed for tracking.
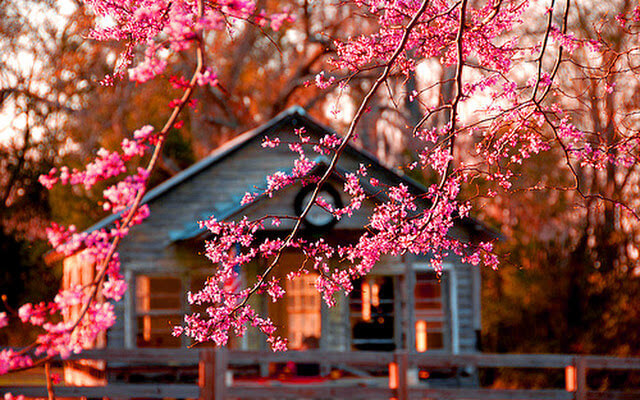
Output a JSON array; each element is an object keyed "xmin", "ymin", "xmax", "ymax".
[
  {"xmin": 393, "ymin": 350, "xmax": 408, "ymax": 400},
  {"xmin": 575, "ymin": 356, "xmax": 587, "ymax": 400},
  {"xmin": 199, "ymin": 348, "xmax": 228, "ymax": 400},
  {"xmin": 199, "ymin": 349, "xmax": 215, "ymax": 400},
  {"xmin": 214, "ymin": 348, "xmax": 228, "ymax": 400}
]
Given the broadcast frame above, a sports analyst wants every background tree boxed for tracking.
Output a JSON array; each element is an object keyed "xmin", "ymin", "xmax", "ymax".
[
  {"xmin": 0, "ymin": 0, "xmax": 94, "ymax": 344},
  {"xmin": 0, "ymin": 0, "xmax": 639, "ymax": 389},
  {"xmin": 478, "ymin": 0, "xmax": 640, "ymax": 388},
  {"xmin": 482, "ymin": 0, "xmax": 640, "ymax": 354}
]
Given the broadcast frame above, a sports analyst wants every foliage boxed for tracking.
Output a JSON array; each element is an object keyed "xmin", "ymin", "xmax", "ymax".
[
  {"xmin": 0, "ymin": 0, "xmax": 639, "ymax": 388},
  {"xmin": 480, "ymin": 0, "xmax": 640, "ymax": 358}
]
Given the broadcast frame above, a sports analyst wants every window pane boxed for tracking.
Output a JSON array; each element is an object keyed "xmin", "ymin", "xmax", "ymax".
[
  {"xmin": 285, "ymin": 274, "xmax": 321, "ymax": 349},
  {"xmin": 414, "ymin": 273, "xmax": 444, "ymax": 350},
  {"xmin": 151, "ymin": 277, "xmax": 182, "ymax": 293},
  {"xmin": 136, "ymin": 315, "xmax": 182, "ymax": 347},
  {"xmin": 135, "ymin": 275, "xmax": 183, "ymax": 348},
  {"xmin": 350, "ymin": 276, "xmax": 396, "ymax": 351},
  {"xmin": 136, "ymin": 276, "xmax": 182, "ymax": 312},
  {"xmin": 149, "ymin": 296, "xmax": 182, "ymax": 310}
]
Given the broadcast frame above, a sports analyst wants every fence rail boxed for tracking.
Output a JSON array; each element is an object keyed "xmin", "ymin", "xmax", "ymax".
[{"xmin": 2, "ymin": 349, "xmax": 640, "ymax": 400}]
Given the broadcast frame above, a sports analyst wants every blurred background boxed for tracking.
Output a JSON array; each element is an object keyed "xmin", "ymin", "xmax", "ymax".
[{"xmin": 1, "ymin": 0, "xmax": 638, "ymax": 390}]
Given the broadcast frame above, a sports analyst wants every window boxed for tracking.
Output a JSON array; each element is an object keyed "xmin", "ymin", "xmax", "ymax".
[
  {"xmin": 265, "ymin": 252, "xmax": 323, "ymax": 350},
  {"xmin": 349, "ymin": 276, "xmax": 395, "ymax": 351},
  {"xmin": 134, "ymin": 272, "xmax": 247, "ymax": 348},
  {"xmin": 135, "ymin": 275, "xmax": 182, "ymax": 347},
  {"xmin": 414, "ymin": 272, "xmax": 445, "ymax": 351},
  {"xmin": 285, "ymin": 274, "xmax": 321, "ymax": 349}
]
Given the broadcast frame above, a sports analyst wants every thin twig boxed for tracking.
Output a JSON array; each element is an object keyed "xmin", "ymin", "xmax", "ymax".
[
  {"xmin": 13, "ymin": 0, "xmax": 208, "ymax": 373},
  {"xmin": 228, "ymin": 0, "xmax": 434, "ymax": 318}
]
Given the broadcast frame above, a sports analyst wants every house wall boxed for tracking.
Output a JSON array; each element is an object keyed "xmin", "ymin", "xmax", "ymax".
[
  {"xmin": 62, "ymin": 250, "xmax": 107, "ymax": 385},
  {"xmin": 413, "ymin": 250, "xmax": 479, "ymax": 353},
  {"xmin": 78, "ymin": 113, "xmax": 482, "ymax": 353},
  {"xmin": 456, "ymin": 263, "xmax": 479, "ymax": 352}
]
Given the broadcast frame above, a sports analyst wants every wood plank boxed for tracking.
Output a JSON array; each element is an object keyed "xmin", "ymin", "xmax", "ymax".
[
  {"xmin": 408, "ymin": 388, "xmax": 573, "ymax": 400},
  {"xmin": 585, "ymin": 356, "xmax": 640, "ymax": 370},
  {"xmin": 576, "ymin": 357, "xmax": 587, "ymax": 400},
  {"xmin": 199, "ymin": 349, "xmax": 215, "ymax": 400},
  {"xmin": 226, "ymin": 385, "xmax": 394, "ymax": 399},
  {"xmin": 410, "ymin": 353, "xmax": 575, "ymax": 368},
  {"xmin": 17, "ymin": 349, "xmax": 640, "ymax": 371},
  {"xmin": 214, "ymin": 349, "xmax": 226, "ymax": 400},
  {"xmin": 7, "ymin": 385, "xmax": 638, "ymax": 400},
  {"xmin": 68, "ymin": 348, "xmax": 200, "ymax": 363},
  {"xmin": 395, "ymin": 351, "xmax": 408, "ymax": 400},
  {"xmin": 587, "ymin": 391, "xmax": 640, "ymax": 400},
  {"xmin": 0, "ymin": 384, "xmax": 199, "ymax": 398},
  {"xmin": 227, "ymin": 350, "xmax": 394, "ymax": 365}
]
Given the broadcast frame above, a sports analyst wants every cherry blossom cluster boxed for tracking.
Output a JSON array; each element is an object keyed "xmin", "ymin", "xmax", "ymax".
[
  {"xmin": 3, "ymin": 0, "xmax": 640, "ymax": 382},
  {"xmin": 177, "ymin": 0, "xmax": 639, "ymax": 352},
  {"xmin": 175, "ymin": 123, "xmax": 497, "ymax": 350},
  {"xmin": 1, "ymin": 0, "xmax": 298, "ymax": 375},
  {"xmin": 241, "ymin": 128, "xmax": 344, "ymax": 205},
  {"xmin": 331, "ymin": 0, "xmax": 525, "ymax": 76},
  {"xmin": 84, "ymin": 0, "xmax": 294, "ymax": 84},
  {"xmin": 1, "ymin": 122, "xmax": 155, "ymax": 374},
  {"xmin": 176, "ymin": 161, "xmax": 498, "ymax": 350},
  {"xmin": 178, "ymin": 130, "xmax": 375, "ymax": 349}
]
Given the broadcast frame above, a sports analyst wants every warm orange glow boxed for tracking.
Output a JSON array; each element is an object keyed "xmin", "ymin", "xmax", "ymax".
[
  {"xmin": 388, "ymin": 362, "xmax": 398, "ymax": 389},
  {"xmin": 371, "ymin": 283, "xmax": 380, "ymax": 307},
  {"xmin": 565, "ymin": 366, "xmax": 576, "ymax": 392},
  {"xmin": 416, "ymin": 320, "xmax": 428, "ymax": 352},
  {"xmin": 143, "ymin": 316, "xmax": 151, "ymax": 341},
  {"xmin": 362, "ymin": 281, "xmax": 371, "ymax": 321},
  {"xmin": 137, "ymin": 276, "xmax": 151, "ymax": 341},
  {"xmin": 419, "ymin": 370, "xmax": 430, "ymax": 379}
]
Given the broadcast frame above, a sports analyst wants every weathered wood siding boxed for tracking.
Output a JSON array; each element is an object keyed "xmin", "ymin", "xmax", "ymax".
[
  {"xmin": 89, "ymin": 109, "xmax": 482, "ymax": 353},
  {"xmin": 454, "ymin": 261, "xmax": 479, "ymax": 353}
]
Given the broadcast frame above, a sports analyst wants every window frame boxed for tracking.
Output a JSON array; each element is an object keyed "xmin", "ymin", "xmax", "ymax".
[
  {"xmin": 414, "ymin": 271, "xmax": 447, "ymax": 353},
  {"xmin": 412, "ymin": 262, "xmax": 457, "ymax": 354},
  {"xmin": 134, "ymin": 274, "xmax": 185, "ymax": 348}
]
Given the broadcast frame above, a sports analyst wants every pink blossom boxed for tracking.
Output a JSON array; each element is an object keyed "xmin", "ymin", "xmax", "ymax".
[
  {"xmin": 134, "ymin": 125, "xmax": 155, "ymax": 140},
  {"xmin": 262, "ymin": 136, "xmax": 280, "ymax": 148},
  {"xmin": 128, "ymin": 53, "xmax": 167, "ymax": 83},
  {"xmin": 196, "ymin": 68, "xmax": 218, "ymax": 87},
  {"xmin": 315, "ymin": 72, "xmax": 335, "ymax": 90},
  {"xmin": 102, "ymin": 279, "xmax": 128, "ymax": 301},
  {"xmin": 269, "ymin": 12, "xmax": 295, "ymax": 31},
  {"xmin": 266, "ymin": 279, "xmax": 285, "ymax": 302}
]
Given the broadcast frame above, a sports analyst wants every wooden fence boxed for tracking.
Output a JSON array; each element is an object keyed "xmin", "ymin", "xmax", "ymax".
[{"xmin": 2, "ymin": 349, "xmax": 640, "ymax": 400}]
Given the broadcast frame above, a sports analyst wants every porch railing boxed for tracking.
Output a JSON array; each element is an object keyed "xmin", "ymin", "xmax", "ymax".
[{"xmin": 1, "ymin": 349, "xmax": 640, "ymax": 400}]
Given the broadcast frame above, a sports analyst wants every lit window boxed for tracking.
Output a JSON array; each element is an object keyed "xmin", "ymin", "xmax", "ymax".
[
  {"xmin": 62, "ymin": 251, "xmax": 105, "ymax": 385},
  {"xmin": 135, "ymin": 275, "xmax": 182, "ymax": 347},
  {"xmin": 414, "ymin": 273, "xmax": 445, "ymax": 350},
  {"xmin": 62, "ymin": 251, "xmax": 106, "ymax": 348},
  {"xmin": 285, "ymin": 274, "xmax": 321, "ymax": 349},
  {"xmin": 350, "ymin": 276, "xmax": 395, "ymax": 351},
  {"xmin": 361, "ymin": 281, "xmax": 371, "ymax": 321},
  {"xmin": 415, "ymin": 320, "xmax": 428, "ymax": 352}
]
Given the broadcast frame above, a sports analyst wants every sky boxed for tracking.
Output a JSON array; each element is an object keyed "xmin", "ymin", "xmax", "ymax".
[{"xmin": 0, "ymin": 0, "xmax": 78, "ymax": 144}]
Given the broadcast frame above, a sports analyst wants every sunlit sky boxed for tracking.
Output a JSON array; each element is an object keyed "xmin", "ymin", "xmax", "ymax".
[{"xmin": 0, "ymin": 0, "xmax": 78, "ymax": 144}]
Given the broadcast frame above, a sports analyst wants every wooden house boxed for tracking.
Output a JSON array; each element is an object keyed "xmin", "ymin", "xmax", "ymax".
[{"xmin": 61, "ymin": 107, "xmax": 492, "ymax": 383}]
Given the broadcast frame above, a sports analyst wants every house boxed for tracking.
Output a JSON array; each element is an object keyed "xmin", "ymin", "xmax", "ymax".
[{"xmin": 61, "ymin": 106, "xmax": 492, "ymax": 383}]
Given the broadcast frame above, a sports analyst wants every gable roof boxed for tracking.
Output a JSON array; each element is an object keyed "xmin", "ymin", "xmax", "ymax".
[
  {"xmin": 83, "ymin": 106, "xmax": 498, "ymax": 240},
  {"xmin": 168, "ymin": 157, "xmax": 388, "ymax": 242}
]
